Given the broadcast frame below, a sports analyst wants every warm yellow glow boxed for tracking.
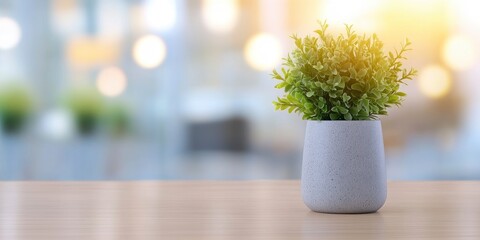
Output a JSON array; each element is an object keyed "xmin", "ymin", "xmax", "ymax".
[
  {"xmin": 132, "ymin": 35, "xmax": 167, "ymax": 69},
  {"xmin": 418, "ymin": 65, "xmax": 451, "ymax": 99},
  {"xmin": 143, "ymin": 0, "xmax": 176, "ymax": 31},
  {"xmin": 442, "ymin": 35, "xmax": 479, "ymax": 71},
  {"xmin": 202, "ymin": 0, "xmax": 239, "ymax": 33},
  {"xmin": 0, "ymin": 17, "xmax": 21, "ymax": 50},
  {"xmin": 244, "ymin": 33, "xmax": 282, "ymax": 71},
  {"xmin": 96, "ymin": 67, "xmax": 127, "ymax": 97},
  {"xmin": 67, "ymin": 37, "xmax": 119, "ymax": 67},
  {"xmin": 319, "ymin": 0, "xmax": 381, "ymax": 31}
]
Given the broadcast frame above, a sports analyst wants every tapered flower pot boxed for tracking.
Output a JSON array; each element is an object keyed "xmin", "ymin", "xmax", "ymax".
[{"xmin": 301, "ymin": 120, "xmax": 387, "ymax": 213}]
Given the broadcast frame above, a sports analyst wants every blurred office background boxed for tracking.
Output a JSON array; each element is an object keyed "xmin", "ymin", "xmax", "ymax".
[{"xmin": 0, "ymin": 0, "xmax": 479, "ymax": 180}]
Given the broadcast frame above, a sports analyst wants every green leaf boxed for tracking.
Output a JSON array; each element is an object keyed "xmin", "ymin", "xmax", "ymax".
[
  {"xmin": 358, "ymin": 69, "xmax": 367, "ymax": 78},
  {"xmin": 359, "ymin": 109, "xmax": 369, "ymax": 118},
  {"xmin": 329, "ymin": 113, "xmax": 340, "ymax": 120},
  {"xmin": 314, "ymin": 62, "xmax": 324, "ymax": 71},
  {"xmin": 294, "ymin": 92, "xmax": 302, "ymax": 100},
  {"xmin": 288, "ymin": 106, "xmax": 296, "ymax": 113},
  {"xmin": 285, "ymin": 84, "xmax": 293, "ymax": 92},
  {"xmin": 344, "ymin": 113, "xmax": 352, "ymax": 120},
  {"xmin": 306, "ymin": 91, "xmax": 314, "ymax": 97},
  {"xmin": 337, "ymin": 106, "xmax": 349, "ymax": 114},
  {"xmin": 351, "ymin": 83, "xmax": 363, "ymax": 91},
  {"xmin": 273, "ymin": 102, "xmax": 280, "ymax": 110},
  {"xmin": 360, "ymin": 99, "xmax": 370, "ymax": 113},
  {"xmin": 349, "ymin": 67, "xmax": 357, "ymax": 78},
  {"xmin": 287, "ymin": 94, "xmax": 297, "ymax": 103},
  {"xmin": 275, "ymin": 82, "xmax": 287, "ymax": 89},
  {"xmin": 350, "ymin": 105, "xmax": 360, "ymax": 115},
  {"xmin": 304, "ymin": 102, "xmax": 314, "ymax": 109},
  {"xmin": 272, "ymin": 69, "xmax": 283, "ymax": 80},
  {"xmin": 333, "ymin": 75, "xmax": 341, "ymax": 85},
  {"xmin": 285, "ymin": 76, "xmax": 293, "ymax": 84},
  {"xmin": 294, "ymin": 36, "xmax": 302, "ymax": 49},
  {"xmin": 388, "ymin": 95, "xmax": 400, "ymax": 103},
  {"xmin": 320, "ymin": 83, "xmax": 330, "ymax": 91},
  {"xmin": 318, "ymin": 97, "xmax": 326, "ymax": 108}
]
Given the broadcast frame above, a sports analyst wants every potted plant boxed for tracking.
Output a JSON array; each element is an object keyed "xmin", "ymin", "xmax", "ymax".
[
  {"xmin": 65, "ymin": 88, "xmax": 104, "ymax": 136},
  {"xmin": 0, "ymin": 84, "xmax": 33, "ymax": 135},
  {"xmin": 0, "ymin": 83, "xmax": 33, "ymax": 179},
  {"xmin": 64, "ymin": 88, "xmax": 105, "ymax": 179},
  {"xmin": 103, "ymin": 102, "xmax": 132, "ymax": 178},
  {"xmin": 272, "ymin": 21, "xmax": 417, "ymax": 213}
]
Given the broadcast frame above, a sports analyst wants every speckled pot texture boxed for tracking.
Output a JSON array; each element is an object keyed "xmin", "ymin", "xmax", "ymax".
[{"xmin": 301, "ymin": 120, "xmax": 387, "ymax": 214}]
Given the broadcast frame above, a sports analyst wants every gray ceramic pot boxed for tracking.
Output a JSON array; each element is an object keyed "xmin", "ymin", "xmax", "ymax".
[{"xmin": 301, "ymin": 120, "xmax": 387, "ymax": 213}]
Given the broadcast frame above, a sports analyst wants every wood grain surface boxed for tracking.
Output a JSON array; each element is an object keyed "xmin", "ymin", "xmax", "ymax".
[{"xmin": 0, "ymin": 181, "xmax": 479, "ymax": 239}]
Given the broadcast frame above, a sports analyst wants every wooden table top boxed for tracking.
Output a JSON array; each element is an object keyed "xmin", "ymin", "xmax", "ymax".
[{"xmin": 0, "ymin": 181, "xmax": 479, "ymax": 239}]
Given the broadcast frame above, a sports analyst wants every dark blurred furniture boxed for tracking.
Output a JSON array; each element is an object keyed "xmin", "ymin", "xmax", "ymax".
[{"xmin": 187, "ymin": 116, "xmax": 249, "ymax": 152}]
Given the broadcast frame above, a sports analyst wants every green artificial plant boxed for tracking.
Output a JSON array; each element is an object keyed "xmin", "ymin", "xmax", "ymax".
[{"xmin": 272, "ymin": 21, "xmax": 417, "ymax": 120}]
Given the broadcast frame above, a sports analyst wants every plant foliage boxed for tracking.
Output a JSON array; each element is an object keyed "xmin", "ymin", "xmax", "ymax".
[
  {"xmin": 65, "ymin": 88, "xmax": 104, "ymax": 135},
  {"xmin": 272, "ymin": 21, "xmax": 417, "ymax": 120},
  {"xmin": 0, "ymin": 84, "xmax": 34, "ymax": 134}
]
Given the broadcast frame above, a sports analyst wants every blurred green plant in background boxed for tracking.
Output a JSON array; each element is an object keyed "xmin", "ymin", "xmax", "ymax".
[
  {"xmin": 104, "ymin": 103, "xmax": 131, "ymax": 138},
  {"xmin": 0, "ymin": 83, "xmax": 34, "ymax": 135},
  {"xmin": 64, "ymin": 88, "xmax": 104, "ymax": 136},
  {"xmin": 64, "ymin": 88, "xmax": 132, "ymax": 137}
]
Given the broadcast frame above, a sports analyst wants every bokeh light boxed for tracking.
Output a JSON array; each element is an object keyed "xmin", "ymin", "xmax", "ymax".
[
  {"xmin": 418, "ymin": 65, "xmax": 452, "ymax": 99},
  {"xmin": 96, "ymin": 67, "xmax": 127, "ymax": 97},
  {"xmin": 39, "ymin": 109, "xmax": 74, "ymax": 140},
  {"xmin": 202, "ymin": 0, "xmax": 239, "ymax": 33},
  {"xmin": 143, "ymin": 0, "xmax": 176, "ymax": 32},
  {"xmin": 449, "ymin": 0, "xmax": 480, "ymax": 29},
  {"xmin": 132, "ymin": 35, "xmax": 167, "ymax": 69},
  {"xmin": 0, "ymin": 17, "xmax": 21, "ymax": 50},
  {"xmin": 67, "ymin": 37, "xmax": 119, "ymax": 68},
  {"xmin": 244, "ymin": 33, "xmax": 282, "ymax": 71},
  {"xmin": 442, "ymin": 35, "xmax": 479, "ymax": 71}
]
